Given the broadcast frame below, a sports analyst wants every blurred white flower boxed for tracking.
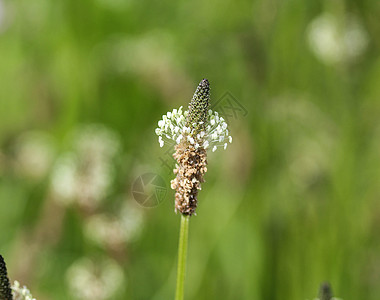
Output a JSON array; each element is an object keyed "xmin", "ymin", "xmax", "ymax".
[
  {"xmin": 0, "ymin": 0, "xmax": 5, "ymax": 32},
  {"xmin": 267, "ymin": 94, "xmax": 337, "ymax": 190},
  {"xmin": 85, "ymin": 200, "xmax": 144, "ymax": 247},
  {"xmin": 73, "ymin": 125, "xmax": 120, "ymax": 160},
  {"xmin": 85, "ymin": 214, "xmax": 125, "ymax": 247},
  {"xmin": 119, "ymin": 200, "xmax": 144, "ymax": 242},
  {"xmin": 66, "ymin": 257, "xmax": 124, "ymax": 300},
  {"xmin": 289, "ymin": 136, "xmax": 331, "ymax": 190},
  {"xmin": 96, "ymin": 32, "xmax": 191, "ymax": 103},
  {"xmin": 14, "ymin": 131, "xmax": 55, "ymax": 180},
  {"xmin": 307, "ymin": 13, "xmax": 368, "ymax": 64},
  {"xmin": 50, "ymin": 124, "xmax": 121, "ymax": 210},
  {"xmin": 0, "ymin": 0, "xmax": 14, "ymax": 34},
  {"xmin": 50, "ymin": 153, "xmax": 78, "ymax": 205}
]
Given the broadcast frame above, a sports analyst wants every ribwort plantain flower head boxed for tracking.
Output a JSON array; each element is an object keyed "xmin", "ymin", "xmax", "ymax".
[
  {"xmin": 155, "ymin": 79, "xmax": 232, "ymax": 215},
  {"xmin": 311, "ymin": 282, "xmax": 342, "ymax": 300},
  {"xmin": 1, "ymin": 255, "xmax": 36, "ymax": 300},
  {"xmin": 0, "ymin": 255, "xmax": 13, "ymax": 300},
  {"xmin": 155, "ymin": 79, "xmax": 232, "ymax": 153}
]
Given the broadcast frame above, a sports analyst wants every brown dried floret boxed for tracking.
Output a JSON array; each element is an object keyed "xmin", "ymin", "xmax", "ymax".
[{"xmin": 171, "ymin": 142, "xmax": 208, "ymax": 216}]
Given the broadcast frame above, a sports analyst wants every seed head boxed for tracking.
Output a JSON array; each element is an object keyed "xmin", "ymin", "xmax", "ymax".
[
  {"xmin": 171, "ymin": 143, "xmax": 207, "ymax": 215},
  {"xmin": 319, "ymin": 282, "xmax": 333, "ymax": 300},
  {"xmin": 0, "ymin": 255, "xmax": 13, "ymax": 300}
]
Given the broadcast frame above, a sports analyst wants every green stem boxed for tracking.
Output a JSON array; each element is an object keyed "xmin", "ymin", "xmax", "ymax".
[{"xmin": 175, "ymin": 214, "xmax": 190, "ymax": 300}]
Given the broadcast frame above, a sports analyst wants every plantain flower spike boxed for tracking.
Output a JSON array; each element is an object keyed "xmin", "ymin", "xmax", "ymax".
[
  {"xmin": 155, "ymin": 79, "xmax": 232, "ymax": 215},
  {"xmin": 315, "ymin": 282, "xmax": 342, "ymax": 300},
  {"xmin": 0, "ymin": 255, "xmax": 36, "ymax": 300},
  {"xmin": 0, "ymin": 255, "xmax": 13, "ymax": 300},
  {"xmin": 319, "ymin": 282, "xmax": 333, "ymax": 300},
  {"xmin": 186, "ymin": 79, "xmax": 210, "ymax": 136}
]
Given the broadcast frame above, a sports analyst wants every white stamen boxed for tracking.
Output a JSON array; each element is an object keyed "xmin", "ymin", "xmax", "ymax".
[{"xmin": 155, "ymin": 106, "xmax": 232, "ymax": 154}]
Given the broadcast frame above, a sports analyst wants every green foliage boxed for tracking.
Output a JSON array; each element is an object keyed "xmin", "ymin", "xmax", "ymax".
[{"xmin": 1, "ymin": 0, "xmax": 380, "ymax": 299}]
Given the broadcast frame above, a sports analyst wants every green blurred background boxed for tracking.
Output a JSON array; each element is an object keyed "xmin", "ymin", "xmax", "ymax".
[{"xmin": 1, "ymin": 0, "xmax": 380, "ymax": 299}]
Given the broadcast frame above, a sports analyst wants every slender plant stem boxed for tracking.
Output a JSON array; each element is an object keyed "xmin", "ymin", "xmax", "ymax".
[{"xmin": 175, "ymin": 214, "xmax": 190, "ymax": 300}]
